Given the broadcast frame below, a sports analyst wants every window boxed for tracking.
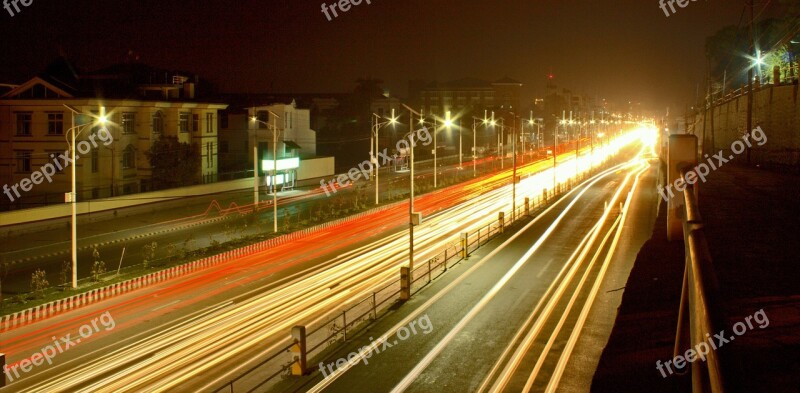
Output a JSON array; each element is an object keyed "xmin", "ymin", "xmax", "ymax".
[
  {"xmin": 46, "ymin": 151, "xmax": 67, "ymax": 174},
  {"xmin": 206, "ymin": 142, "xmax": 212, "ymax": 167},
  {"xmin": 219, "ymin": 112, "xmax": 228, "ymax": 129},
  {"xmin": 179, "ymin": 112, "xmax": 190, "ymax": 133},
  {"xmin": 192, "ymin": 114, "xmax": 200, "ymax": 133},
  {"xmin": 122, "ymin": 113, "xmax": 136, "ymax": 134},
  {"xmin": 122, "ymin": 145, "xmax": 136, "ymax": 169},
  {"xmin": 219, "ymin": 140, "xmax": 229, "ymax": 154},
  {"xmin": 15, "ymin": 150, "xmax": 32, "ymax": 173},
  {"xmin": 206, "ymin": 113, "xmax": 214, "ymax": 133},
  {"xmin": 91, "ymin": 149, "xmax": 99, "ymax": 173},
  {"xmin": 47, "ymin": 113, "xmax": 64, "ymax": 135},
  {"xmin": 256, "ymin": 111, "xmax": 269, "ymax": 129},
  {"xmin": 152, "ymin": 111, "xmax": 164, "ymax": 134},
  {"xmin": 16, "ymin": 113, "xmax": 32, "ymax": 136}
]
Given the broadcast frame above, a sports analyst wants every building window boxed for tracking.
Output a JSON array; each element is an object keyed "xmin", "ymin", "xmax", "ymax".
[
  {"xmin": 219, "ymin": 112, "xmax": 228, "ymax": 129},
  {"xmin": 192, "ymin": 114, "xmax": 200, "ymax": 132},
  {"xmin": 179, "ymin": 112, "xmax": 190, "ymax": 133},
  {"xmin": 152, "ymin": 111, "xmax": 164, "ymax": 134},
  {"xmin": 91, "ymin": 149, "xmax": 99, "ymax": 173},
  {"xmin": 122, "ymin": 113, "xmax": 136, "ymax": 134},
  {"xmin": 219, "ymin": 140, "xmax": 229, "ymax": 154},
  {"xmin": 47, "ymin": 113, "xmax": 64, "ymax": 135},
  {"xmin": 123, "ymin": 145, "xmax": 136, "ymax": 169},
  {"xmin": 46, "ymin": 151, "xmax": 67, "ymax": 174},
  {"xmin": 15, "ymin": 113, "xmax": 32, "ymax": 136},
  {"xmin": 15, "ymin": 150, "xmax": 32, "ymax": 173},
  {"xmin": 206, "ymin": 113, "xmax": 214, "ymax": 133},
  {"xmin": 206, "ymin": 142, "xmax": 212, "ymax": 167}
]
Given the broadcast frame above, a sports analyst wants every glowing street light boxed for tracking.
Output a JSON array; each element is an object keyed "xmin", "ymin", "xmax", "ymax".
[
  {"xmin": 250, "ymin": 112, "xmax": 281, "ymax": 233},
  {"xmin": 372, "ymin": 110, "xmax": 397, "ymax": 204},
  {"xmin": 63, "ymin": 105, "xmax": 108, "ymax": 289}
]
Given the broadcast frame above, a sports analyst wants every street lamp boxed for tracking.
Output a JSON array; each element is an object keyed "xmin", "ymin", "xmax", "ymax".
[
  {"xmin": 63, "ymin": 105, "xmax": 107, "ymax": 289},
  {"xmin": 509, "ymin": 113, "xmax": 522, "ymax": 222},
  {"xmin": 372, "ymin": 111, "xmax": 397, "ymax": 205},
  {"xmin": 472, "ymin": 116, "xmax": 489, "ymax": 177},
  {"xmin": 250, "ymin": 112, "xmax": 281, "ymax": 233},
  {"xmin": 401, "ymin": 104, "xmax": 427, "ymax": 285},
  {"xmin": 434, "ymin": 111, "xmax": 453, "ymax": 188}
]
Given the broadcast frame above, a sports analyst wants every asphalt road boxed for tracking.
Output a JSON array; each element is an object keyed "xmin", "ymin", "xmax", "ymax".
[
  {"xmin": 274, "ymin": 154, "xmax": 658, "ymax": 393},
  {"xmin": 0, "ymin": 129, "xmax": 646, "ymax": 392}
]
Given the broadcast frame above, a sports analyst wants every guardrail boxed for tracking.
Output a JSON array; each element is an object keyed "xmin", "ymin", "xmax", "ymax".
[{"xmin": 673, "ymin": 169, "xmax": 729, "ymax": 393}]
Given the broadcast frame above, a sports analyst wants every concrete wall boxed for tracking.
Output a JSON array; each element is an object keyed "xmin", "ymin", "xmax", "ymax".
[
  {"xmin": 694, "ymin": 83, "xmax": 800, "ymax": 168},
  {"xmin": 0, "ymin": 178, "xmax": 253, "ymax": 227},
  {"xmin": 0, "ymin": 157, "xmax": 335, "ymax": 228},
  {"xmin": 297, "ymin": 157, "xmax": 334, "ymax": 181}
]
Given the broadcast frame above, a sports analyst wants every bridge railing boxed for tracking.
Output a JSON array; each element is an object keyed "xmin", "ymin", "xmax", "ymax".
[{"xmin": 674, "ymin": 169, "xmax": 729, "ymax": 393}]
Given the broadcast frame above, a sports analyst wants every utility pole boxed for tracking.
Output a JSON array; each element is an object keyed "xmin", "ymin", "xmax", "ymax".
[{"xmin": 512, "ymin": 116, "xmax": 517, "ymax": 222}]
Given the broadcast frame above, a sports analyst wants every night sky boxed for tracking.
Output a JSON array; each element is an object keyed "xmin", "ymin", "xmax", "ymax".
[{"xmin": 0, "ymin": 0, "xmax": 777, "ymax": 113}]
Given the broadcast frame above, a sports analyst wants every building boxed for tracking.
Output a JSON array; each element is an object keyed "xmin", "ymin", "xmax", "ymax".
[
  {"xmin": 0, "ymin": 59, "xmax": 227, "ymax": 210},
  {"xmin": 218, "ymin": 95, "xmax": 333, "ymax": 190},
  {"xmin": 415, "ymin": 77, "xmax": 523, "ymax": 118}
]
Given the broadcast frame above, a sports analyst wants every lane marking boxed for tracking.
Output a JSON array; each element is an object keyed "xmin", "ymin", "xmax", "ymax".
[
  {"xmin": 536, "ymin": 258, "xmax": 554, "ymax": 278},
  {"xmin": 152, "ymin": 300, "xmax": 181, "ymax": 312}
]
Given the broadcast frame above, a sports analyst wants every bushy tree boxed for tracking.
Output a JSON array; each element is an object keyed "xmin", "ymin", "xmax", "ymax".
[{"xmin": 146, "ymin": 136, "xmax": 201, "ymax": 190}]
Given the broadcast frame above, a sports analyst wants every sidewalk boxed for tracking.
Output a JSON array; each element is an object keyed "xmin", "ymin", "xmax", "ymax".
[{"xmin": 592, "ymin": 163, "xmax": 800, "ymax": 392}]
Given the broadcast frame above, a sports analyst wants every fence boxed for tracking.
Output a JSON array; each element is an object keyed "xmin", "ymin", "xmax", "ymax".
[{"xmin": 673, "ymin": 169, "xmax": 730, "ymax": 393}]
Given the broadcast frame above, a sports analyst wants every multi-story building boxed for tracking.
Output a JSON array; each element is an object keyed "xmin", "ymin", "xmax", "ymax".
[
  {"xmin": 218, "ymin": 96, "xmax": 332, "ymax": 190},
  {"xmin": 0, "ymin": 59, "xmax": 227, "ymax": 209},
  {"xmin": 416, "ymin": 77, "xmax": 523, "ymax": 118}
]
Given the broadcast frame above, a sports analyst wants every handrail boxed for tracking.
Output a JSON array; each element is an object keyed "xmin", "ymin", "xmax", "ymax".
[{"xmin": 674, "ymin": 169, "xmax": 728, "ymax": 392}]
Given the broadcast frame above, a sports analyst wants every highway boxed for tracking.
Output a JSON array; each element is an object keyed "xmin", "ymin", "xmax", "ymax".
[
  {"xmin": 0, "ymin": 127, "xmax": 650, "ymax": 392},
  {"xmin": 275, "ymin": 139, "xmax": 658, "ymax": 393}
]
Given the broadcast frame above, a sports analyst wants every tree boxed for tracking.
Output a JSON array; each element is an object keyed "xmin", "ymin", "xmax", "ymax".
[
  {"xmin": 91, "ymin": 247, "xmax": 106, "ymax": 282},
  {"xmin": 146, "ymin": 136, "xmax": 201, "ymax": 190},
  {"xmin": 30, "ymin": 269, "xmax": 49, "ymax": 298},
  {"xmin": 143, "ymin": 242, "xmax": 158, "ymax": 269}
]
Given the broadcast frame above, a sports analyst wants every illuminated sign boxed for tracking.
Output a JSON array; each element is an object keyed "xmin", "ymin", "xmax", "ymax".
[{"xmin": 262, "ymin": 157, "xmax": 300, "ymax": 172}]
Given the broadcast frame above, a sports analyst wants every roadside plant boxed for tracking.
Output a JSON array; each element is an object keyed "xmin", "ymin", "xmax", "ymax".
[{"xmin": 30, "ymin": 268, "xmax": 49, "ymax": 298}]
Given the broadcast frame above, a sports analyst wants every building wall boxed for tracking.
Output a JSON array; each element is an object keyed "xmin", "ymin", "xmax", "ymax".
[
  {"xmin": 693, "ymin": 83, "xmax": 800, "ymax": 167},
  {"xmin": 0, "ymin": 98, "xmax": 226, "ymax": 208}
]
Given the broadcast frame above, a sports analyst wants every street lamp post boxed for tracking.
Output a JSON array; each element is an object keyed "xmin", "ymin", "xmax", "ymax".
[
  {"xmin": 402, "ymin": 104, "xmax": 430, "ymax": 284},
  {"xmin": 63, "ymin": 105, "xmax": 107, "ymax": 289},
  {"xmin": 472, "ymin": 117, "xmax": 486, "ymax": 177},
  {"xmin": 433, "ymin": 116, "xmax": 438, "ymax": 188},
  {"xmin": 250, "ymin": 112, "xmax": 281, "ymax": 233},
  {"xmin": 458, "ymin": 118, "xmax": 462, "ymax": 169},
  {"xmin": 372, "ymin": 111, "xmax": 398, "ymax": 205},
  {"xmin": 512, "ymin": 116, "xmax": 518, "ymax": 222}
]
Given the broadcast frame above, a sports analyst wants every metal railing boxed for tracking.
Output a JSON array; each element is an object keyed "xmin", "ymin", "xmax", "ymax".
[{"xmin": 674, "ymin": 171, "xmax": 729, "ymax": 393}]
